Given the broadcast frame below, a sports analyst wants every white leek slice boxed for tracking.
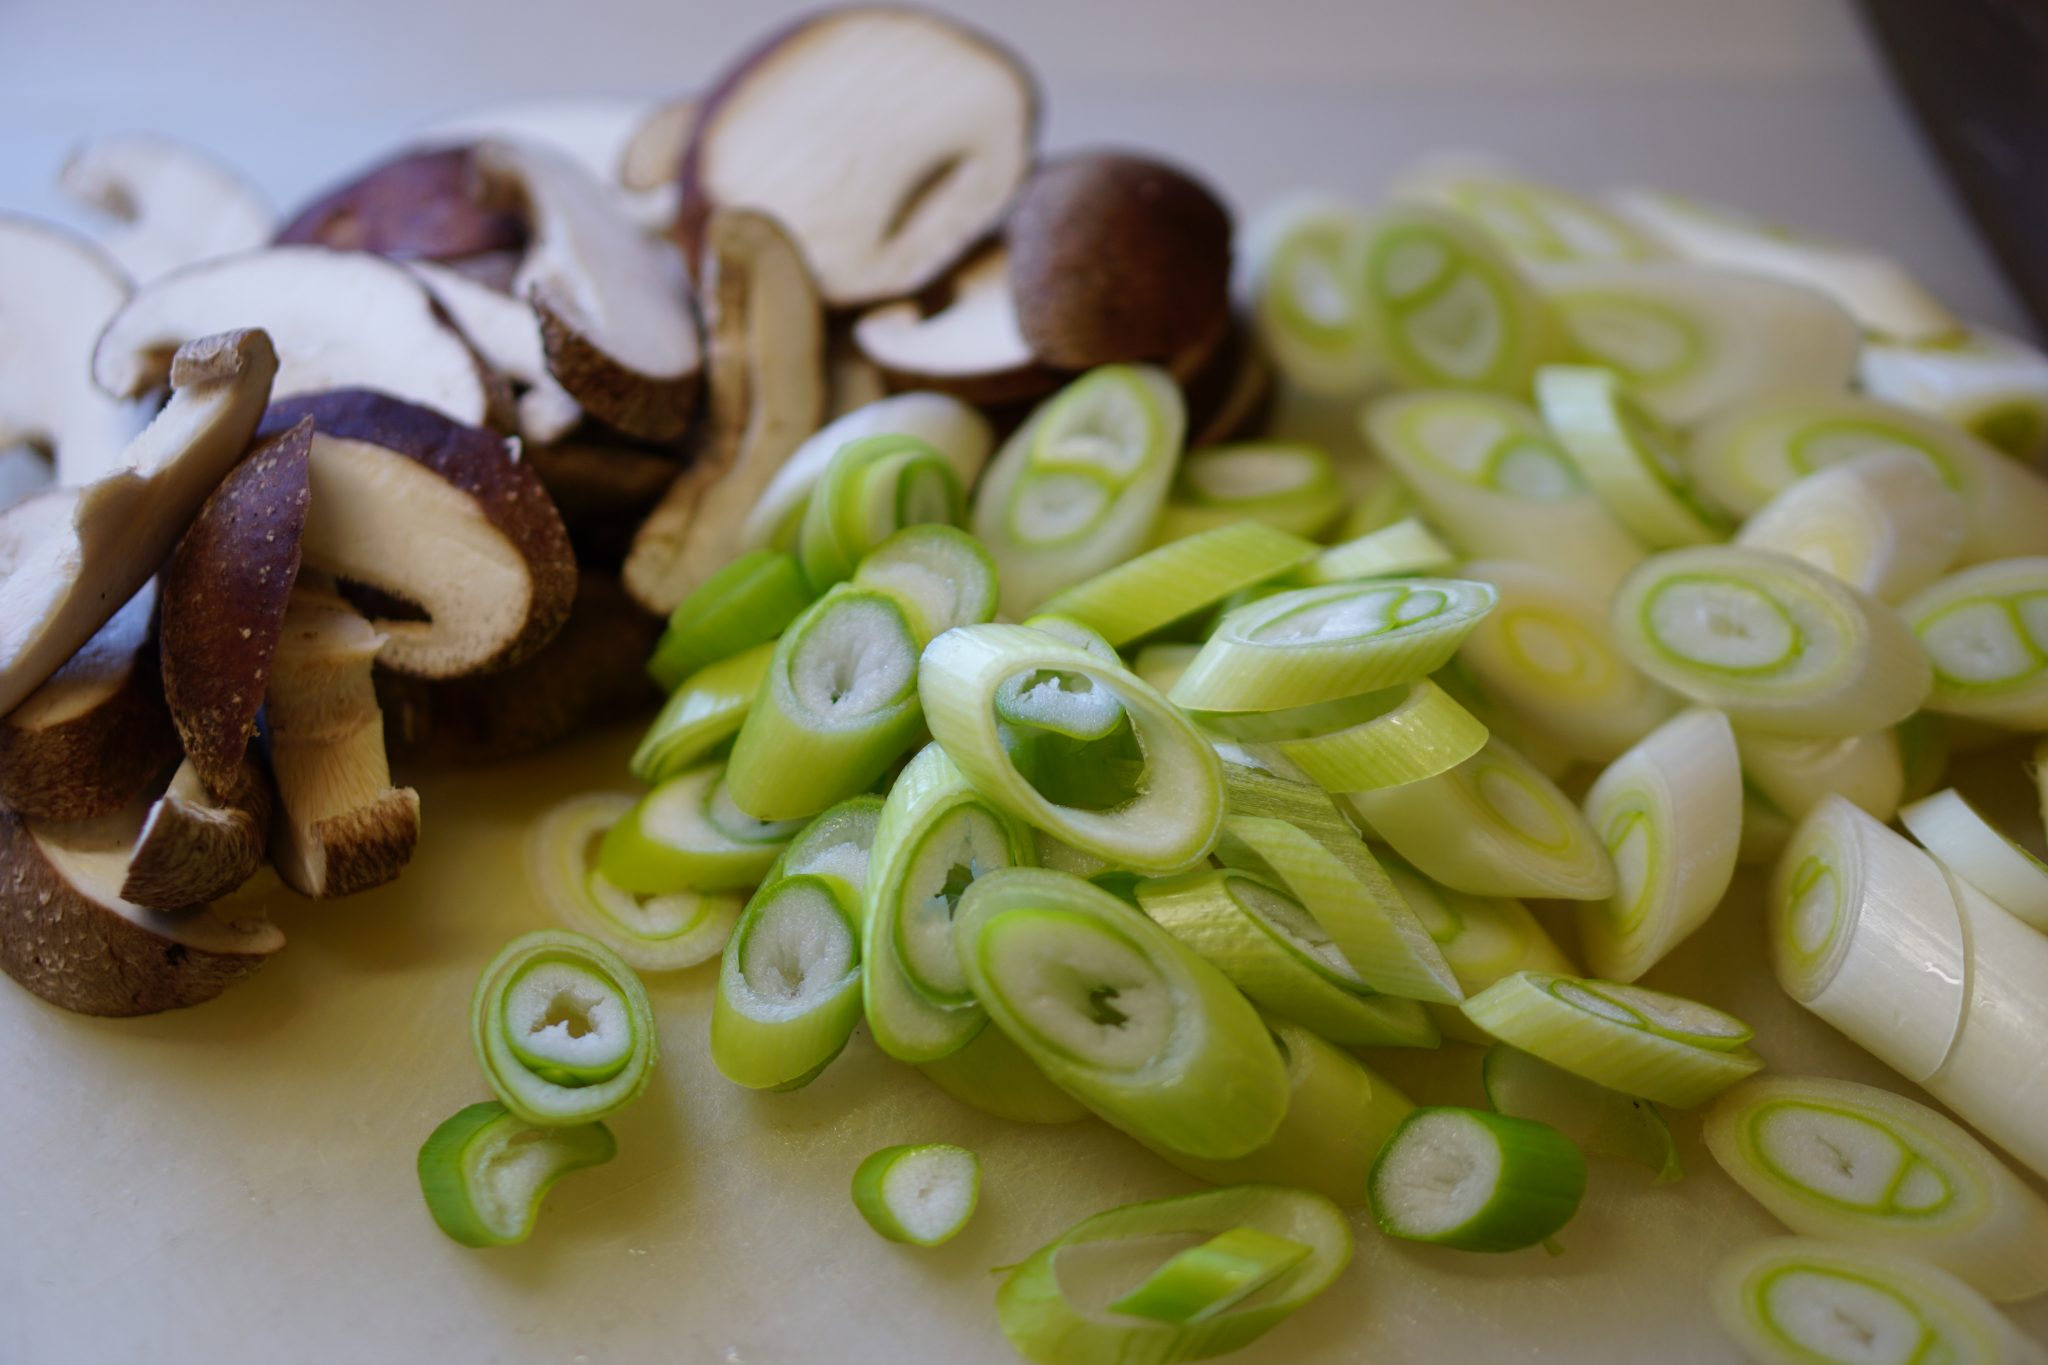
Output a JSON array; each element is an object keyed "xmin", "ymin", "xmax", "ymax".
[
  {"xmin": 1145, "ymin": 1017, "xmax": 1413, "ymax": 1206},
  {"xmin": 1900, "ymin": 558, "xmax": 2048, "ymax": 730},
  {"xmin": 953, "ymin": 868, "xmax": 1290, "ymax": 1159},
  {"xmin": 1706, "ymin": 1075, "xmax": 2048, "ymax": 1301},
  {"xmin": 1861, "ymin": 325, "xmax": 2048, "ymax": 458},
  {"xmin": 1198, "ymin": 679, "xmax": 1488, "ymax": 793},
  {"xmin": 1610, "ymin": 545, "xmax": 1932, "ymax": 738},
  {"xmin": 1740, "ymin": 728, "xmax": 1904, "ymax": 824},
  {"xmin": 711, "ymin": 874, "xmax": 863, "ymax": 1091},
  {"xmin": 1358, "ymin": 204, "xmax": 1570, "ymax": 394},
  {"xmin": 1690, "ymin": 394, "xmax": 2048, "ymax": 561},
  {"xmin": 630, "ymin": 642, "xmax": 773, "ymax": 785},
  {"xmin": 599, "ymin": 763, "xmax": 802, "ymax": 894},
  {"xmin": 850, "ymin": 1143, "xmax": 980, "ymax": 1247},
  {"xmin": 995, "ymin": 1185, "xmax": 1352, "ymax": 1365},
  {"xmin": 1246, "ymin": 197, "xmax": 1379, "ymax": 396},
  {"xmin": 1154, "ymin": 442, "xmax": 1344, "ymax": 544},
  {"xmin": 1368, "ymin": 1106, "xmax": 1586, "ymax": 1253},
  {"xmin": 1578, "ymin": 708, "xmax": 1741, "ymax": 982},
  {"xmin": 763, "ymin": 794, "xmax": 884, "ymax": 892},
  {"xmin": 524, "ymin": 793, "xmax": 741, "ymax": 972},
  {"xmin": 1038, "ymin": 521, "xmax": 1318, "ymax": 648},
  {"xmin": 1460, "ymin": 971, "xmax": 1763, "ymax": 1108},
  {"xmin": 918, "ymin": 1021, "xmax": 1088, "ymax": 1125},
  {"xmin": 725, "ymin": 587, "xmax": 924, "ymax": 821},
  {"xmin": 1736, "ymin": 450, "xmax": 1967, "ymax": 604},
  {"xmin": 1383, "ymin": 855, "xmax": 1576, "ymax": 1045},
  {"xmin": 417, "ymin": 1101, "xmax": 616, "ymax": 1248},
  {"xmin": 470, "ymin": 930, "xmax": 658, "ymax": 1125},
  {"xmin": 1922, "ymin": 875, "xmax": 2048, "ymax": 1181},
  {"xmin": 1130, "ymin": 643, "xmax": 1201, "ymax": 697},
  {"xmin": 1136, "ymin": 869, "xmax": 1438, "ymax": 1048},
  {"xmin": 1536, "ymin": 262, "xmax": 1860, "ymax": 426},
  {"xmin": 1769, "ymin": 797, "xmax": 1968, "ymax": 1083},
  {"xmin": 862, "ymin": 743, "xmax": 1035, "ymax": 1063},
  {"xmin": 971, "ymin": 365, "xmax": 1184, "ymax": 615},
  {"xmin": 1535, "ymin": 364, "xmax": 1729, "ymax": 546},
  {"xmin": 1457, "ymin": 559, "xmax": 1677, "ymax": 763},
  {"xmin": 1343, "ymin": 736, "xmax": 1618, "ymax": 901},
  {"xmin": 1483, "ymin": 1044, "xmax": 1681, "ymax": 1182},
  {"xmin": 1364, "ymin": 389, "xmax": 1646, "ymax": 594},
  {"xmin": 850, "ymin": 523, "xmax": 997, "ymax": 646},
  {"xmin": 922, "ymin": 625, "xmax": 1223, "ymax": 875},
  {"xmin": 1298, "ymin": 517, "xmax": 1457, "ymax": 586},
  {"xmin": 1396, "ymin": 157, "xmax": 1663, "ymax": 264},
  {"xmin": 1711, "ymin": 1238, "xmax": 2047, "ymax": 1365},
  {"xmin": 797, "ymin": 432, "xmax": 963, "ymax": 592},
  {"xmin": 1901, "ymin": 788, "xmax": 2048, "ymax": 932},
  {"xmin": 1613, "ymin": 188, "xmax": 1960, "ymax": 341},
  {"xmin": 1169, "ymin": 577, "xmax": 1497, "ymax": 714}
]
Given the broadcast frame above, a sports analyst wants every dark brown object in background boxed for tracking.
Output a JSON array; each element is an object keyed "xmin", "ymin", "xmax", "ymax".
[
  {"xmin": 276, "ymin": 146, "xmax": 527, "ymax": 261},
  {"xmin": 1859, "ymin": 0, "xmax": 2048, "ymax": 336},
  {"xmin": 525, "ymin": 441, "xmax": 685, "ymax": 570}
]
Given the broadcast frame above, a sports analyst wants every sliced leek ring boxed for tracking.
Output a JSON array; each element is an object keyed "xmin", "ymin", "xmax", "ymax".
[
  {"xmin": 1395, "ymin": 156, "xmax": 1664, "ymax": 264},
  {"xmin": 711, "ymin": 874, "xmax": 864, "ymax": 1091},
  {"xmin": 1735, "ymin": 450, "xmax": 1967, "ymax": 604},
  {"xmin": 1900, "ymin": 788, "xmax": 2048, "ymax": 932},
  {"xmin": 599, "ymin": 763, "xmax": 803, "ymax": 894},
  {"xmin": 797, "ymin": 432, "xmax": 965, "ymax": 592},
  {"xmin": 1154, "ymin": 442, "xmax": 1345, "ymax": 543},
  {"xmin": 1297, "ymin": 517, "xmax": 1457, "ymax": 586},
  {"xmin": 1038, "ymin": 520, "xmax": 1318, "ymax": 648},
  {"xmin": 1738, "ymin": 727, "xmax": 1904, "ymax": 824},
  {"xmin": 1860, "ymin": 325, "xmax": 2048, "ymax": 459},
  {"xmin": 646, "ymin": 548, "xmax": 814, "ymax": 692},
  {"xmin": 417, "ymin": 1101, "xmax": 616, "ymax": 1248},
  {"xmin": 1382, "ymin": 854, "xmax": 1577, "ymax": 1045},
  {"xmin": 1246, "ymin": 197, "xmax": 1380, "ymax": 396},
  {"xmin": 1899, "ymin": 557, "xmax": 2048, "ymax": 730},
  {"xmin": 629, "ymin": 642, "xmax": 774, "ymax": 786},
  {"xmin": 1484, "ymin": 1044, "xmax": 1681, "ymax": 1182},
  {"xmin": 850, "ymin": 523, "xmax": 998, "ymax": 645},
  {"xmin": 850, "ymin": 1144, "xmax": 980, "ymax": 1247},
  {"xmin": 1534, "ymin": 363, "xmax": 1728, "ymax": 546},
  {"xmin": 1369, "ymin": 1105, "xmax": 1587, "ymax": 1252},
  {"xmin": 470, "ymin": 930, "xmax": 658, "ymax": 1125},
  {"xmin": 1197, "ymin": 678, "xmax": 1488, "ymax": 793}
]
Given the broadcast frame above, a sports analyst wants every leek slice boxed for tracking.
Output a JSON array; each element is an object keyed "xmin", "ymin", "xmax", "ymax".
[
  {"xmin": 526, "ymin": 792, "xmax": 742, "ymax": 972},
  {"xmin": 1198, "ymin": 679, "xmax": 1488, "ymax": 795},
  {"xmin": 1340, "ymin": 465, "xmax": 1422, "ymax": 539},
  {"xmin": 1711, "ymin": 1238, "xmax": 2047, "ymax": 1365},
  {"xmin": 1897, "ymin": 714, "xmax": 1952, "ymax": 806},
  {"xmin": 1535, "ymin": 364, "xmax": 1729, "ymax": 546},
  {"xmin": 1358, "ymin": 204, "xmax": 1570, "ymax": 394},
  {"xmin": 763, "ymin": 794, "xmax": 884, "ymax": 892},
  {"xmin": 797, "ymin": 433, "xmax": 964, "ymax": 592},
  {"xmin": 1739, "ymin": 728, "xmax": 1904, "ymax": 824},
  {"xmin": 1900, "ymin": 557, "xmax": 2048, "ymax": 730},
  {"xmin": 1364, "ymin": 389, "xmax": 1646, "ymax": 594},
  {"xmin": 1131, "ymin": 644, "xmax": 1202, "ymax": 697},
  {"xmin": 1706, "ymin": 1075, "xmax": 2048, "ymax": 1301},
  {"xmin": 918, "ymin": 1021, "xmax": 1089, "ymax": 1125},
  {"xmin": 470, "ymin": 930, "xmax": 658, "ymax": 1125},
  {"xmin": 1689, "ymin": 393, "xmax": 2048, "ymax": 562},
  {"xmin": 725, "ymin": 587, "xmax": 924, "ymax": 821},
  {"xmin": 1768, "ymin": 798, "xmax": 1967, "ymax": 1083},
  {"xmin": 1459, "ymin": 971, "xmax": 1763, "ymax": 1108},
  {"xmin": 1610, "ymin": 545, "xmax": 1932, "ymax": 738},
  {"xmin": 971, "ymin": 365, "xmax": 1185, "ymax": 615},
  {"xmin": 1578, "ymin": 708, "xmax": 1742, "ymax": 981},
  {"xmin": 995, "ymin": 1185, "xmax": 1352, "ymax": 1365},
  {"xmin": 952, "ymin": 868, "xmax": 1289, "ymax": 1159},
  {"xmin": 1297, "ymin": 517, "xmax": 1458, "ymax": 586},
  {"xmin": 1107, "ymin": 1226, "xmax": 1310, "ymax": 1325},
  {"xmin": 1154, "ymin": 442, "xmax": 1344, "ymax": 544},
  {"xmin": 1382, "ymin": 855, "xmax": 1577, "ymax": 1045},
  {"xmin": 1613, "ymin": 188, "xmax": 1960, "ymax": 341},
  {"xmin": 599, "ymin": 763, "xmax": 803, "ymax": 894},
  {"xmin": 629, "ymin": 642, "xmax": 774, "ymax": 785},
  {"xmin": 417, "ymin": 1101, "xmax": 616, "ymax": 1248},
  {"xmin": 646, "ymin": 549, "xmax": 814, "ymax": 693},
  {"xmin": 742, "ymin": 391, "xmax": 993, "ymax": 554},
  {"xmin": 1145, "ymin": 1017, "xmax": 1413, "ymax": 1205},
  {"xmin": 1861, "ymin": 325, "xmax": 2048, "ymax": 458},
  {"xmin": 1735, "ymin": 451, "xmax": 1967, "ymax": 604},
  {"xmin": 850, "ymin": 1144, "xmax": 980, "ymax": 1247},
  {"xmin": 1343, "ymin": 736, "xmax": 1618, "ymax": 901},
  {"xmin": 1369, "ymin": 1106, "xmax": 1586, "ymax": 1252},
  {"xmin": 862, "ymin": 743, "xmax": 1035, "ymax": 1063},
  {"xmin": 1901, "ymin": 788, "xmax": 2048, "ymax": 931},
  {"xmin": 1457, "ymin": 559, "xmax": 1677, "ymax": 764},
  {"xmin": 1247, "ymin": 198, "xmax": 1379, "ymax": 396},
  {"xmin": 1396, "ymin": 157, "xmax": 1663, "ymax": 264},
  {"xmin": 1039, "ymin": 522, "xmax": 1318, "ymax": 648},
  {"xmin": 1135, "ymin": 869, "xmax": 1439, "ymax": 1048},
  {"xmin": 1536, "ymin": 262, "xmax": 1861, "ymax": 426},
  {"xmin": 1169, "ymin": 578, "xmax": 1497, "ymax": 714},
  {"xmin": 921, "ymin": 625, "xmax": 1224, "ymax": 875},
  {"xmin": 711, "ymin": 874, "xmax": 863, "ymax": 1091},
  {"xmin": 1484, "ymin": 1044, "xmax": 1681, "ymax": 1182},
  {"xmin": 850, "ymin": 523, "xmax": 997, "ymax": 646}
]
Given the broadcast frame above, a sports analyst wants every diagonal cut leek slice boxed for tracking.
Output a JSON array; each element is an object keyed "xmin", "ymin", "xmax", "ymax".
[
  {"xmin": 762, "ymin": 794, "xmax": 884, "ymax": 893},
  {"xmin": 797, "ymin": 432, "xmax": 965, "ymax": 592},
  {"xmin": 1369, "ymin": 1106, "xmax": 1586, "ymax": 1253},
  {"xmin": 1735, "ymin": 451, "xmax": 1966, "ymax": 605},
  {"xmin": 1038, "ymin": 521, "xmax": 1318, "ymax": 648},
  {"xmin": 1153, "ymin": 442, "xmax": 1345, "ymax": 544},
  {"xmin": 1343, "ymin": 735, "xmax": 1618, "ymax": 901},
  {"xmin": 1135, "ymin": 868, "xmax": 1439, "ymax": 1048},
  {"xmin": 1247, "ymin": 197, "xmax": 1379, "ymax": 396},
  {"xmin": 1106, "ymin": 1226, "xmax": 1310, "ymax": 1325},
  {"xmin": 1382, "ymin": 855, "xmax": 1577, "ymax": 1045},
  {"xmin": 1737, "ymin": 727, "xmax": 1904, "ymax": 825},
  {"xmin": 850, "ymin": 1143, "xmax": 980, "ymax": 1247},
  {"xmin": 1610, "ymin": 545, "xmax": 1932, "ymax": 738},
  {"xmin": 1459, "ymin": 971, "xmax": 1763, "ymax": 1108},
  {"xmin": 1705, "ymin": 1075, "xmax": 2048, "ymax": 1301},
  {"xmin": 1195, "ymin": 679, "xmax": 1487, "ymax": 793},
  {"xmin": 1861, "ymin": 325, "xmax": 2048, "ymax": 459},
  {"xmin": 1297, "ymin": 517, "xmax": 1457, "ymax": 586},
  {"xmin": 1901, "ymin": 788, "xmax": 2048, "ymax": 932},
  {"xmin": 850, "ymin": 523, "xmax": 998, "ymax": 646},
  {"xmin": 1364, "ymin": 389, "xmax": 1646, "ymax": 594},
  {"xmin": 646, "ymin": 548, "xmax": 814, "ymax": 693},
  {"xmin": 1535, "ymin": 364, "xmax": 1729, "ymax": 546},
  {"xmin": 996, "ymin": 1184, "xmax": 1352, "ymax": 1365},
  {"xmin": 471, "ymin": 930, "xmax": 658, "ymax": 1125},
  {"xmin": 630, "ymin": 642, "xmax": 774, "ymax": 785},
  {"xmin": 599, "ymin": 762, "xmax": 803, "ymax": 894},
  {"xmin": 952, "ymin": 868, "xmax": 1289, "ymax": 1160},
  {"xmin": 1577, "ymin": 708, "xmax": 1742, "ymax": 982},
  {"xmin": 417, "ymin": 1101, "xmax": 617, "ymax": 1248},
  {"xmin": 711, "ymin": 873, "xmax": 864, "ymax": 1091},
  {"xmin": 1484, "ymin": 1044, "xmax": 1681, "ymax": 1182},
  {"xmin": 1395, "ymin": 157, "xmax": 1663, "ymax": 264},
  {"xmin": 1899, "ymin": 557, "xmax": 2048, "ymax": 731}
]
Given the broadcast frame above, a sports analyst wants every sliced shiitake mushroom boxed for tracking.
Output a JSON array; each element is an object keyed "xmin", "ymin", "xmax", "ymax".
[
  {"xmin": 852, "ymin": 244, "xmax": 1059, "ymax": 405},
  {"xmin": 406, "ymin": 260, "xmax": 584, "ymax": 444},
  {"xmin": 524, "ymin": 440, "xmax": 683, "ymax": 569},
  {"xmin": 274, "ymin": 145, "xmax": 527, "ymax": 261},
  {"xmin": 59, "ymin": 135, "xmax": 273, "ymax": 284},
  {"xmin": 121, "ymin": 757, "xmax": 273, "ymax": 911}
]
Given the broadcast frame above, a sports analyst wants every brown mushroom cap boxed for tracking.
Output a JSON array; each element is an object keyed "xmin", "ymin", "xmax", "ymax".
[{"xmin": 275, "ymin": 146, "xmax": 527, "ymax": 261}]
